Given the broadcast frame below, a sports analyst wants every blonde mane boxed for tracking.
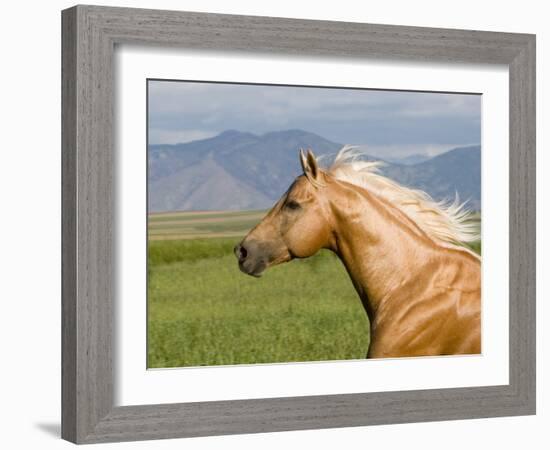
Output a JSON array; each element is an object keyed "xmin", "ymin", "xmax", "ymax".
[{"xmin": 322, "ymin": 145, "xmax": 480, "ymax": 246}]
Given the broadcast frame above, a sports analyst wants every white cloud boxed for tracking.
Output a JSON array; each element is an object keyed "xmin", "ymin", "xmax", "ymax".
[
  {"xmin": 147, "ymin": 80, "xmax": 481, "ymax": 148},
  {"xmin": 149, "ymin": 80, "xmax": 480, "ymax": 123}
]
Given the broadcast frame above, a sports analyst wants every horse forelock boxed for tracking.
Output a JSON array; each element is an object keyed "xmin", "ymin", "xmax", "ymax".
[{"xmin": 318, "ymin": 145, "xmax": 480, "ymax": 246}]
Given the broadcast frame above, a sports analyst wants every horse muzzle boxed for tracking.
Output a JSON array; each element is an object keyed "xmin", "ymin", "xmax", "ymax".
[{"xmin": 234, "ymin": 240, "xmax": 268, "ymax": 277}]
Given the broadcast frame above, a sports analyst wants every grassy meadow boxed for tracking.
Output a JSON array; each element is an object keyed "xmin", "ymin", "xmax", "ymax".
[
  {"xmin": 147, "ymin": 209, "xmax": 481, "ymax": 369},
  {"xmin": 147, "ymin": 210, "xmax": 369, "ymax": 368}
]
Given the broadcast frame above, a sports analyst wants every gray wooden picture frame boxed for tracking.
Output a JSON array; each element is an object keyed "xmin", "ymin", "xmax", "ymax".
[{"xmin": 61, "ymin": 4, "xmax": 536, "ymax": 444}]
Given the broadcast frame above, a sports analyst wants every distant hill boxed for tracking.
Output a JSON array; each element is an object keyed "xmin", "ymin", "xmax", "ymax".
[
  {"xmin": 382, "ymin": 145, "xmax": 481, "ymax": 211},
  {"xmin": 148, "ymin": 129, "xmax": 341, "ymax": 211},
  {"xmin": 148, "ymin": 129, "xmax": 481, "ymax": 212}
]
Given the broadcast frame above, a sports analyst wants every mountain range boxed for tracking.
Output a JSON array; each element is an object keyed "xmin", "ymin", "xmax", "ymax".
[{"xmin": 148, "ymin": 129, "xmax": 481, "ymax": 212}]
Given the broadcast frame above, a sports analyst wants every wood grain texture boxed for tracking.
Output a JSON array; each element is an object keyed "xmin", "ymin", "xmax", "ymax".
[
  {"xmin": 61, "ymin": 7, "xmax": 77, "ymax": 443},
  {"xmin": 61, "ymin": 4, "xmax": 536, "ymax": 444},
  {"xmin": 508, "ymin": 36, "xmax": 536, "ymax": 410}
]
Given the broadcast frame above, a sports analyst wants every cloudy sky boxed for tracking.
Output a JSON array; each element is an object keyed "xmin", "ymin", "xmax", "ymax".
[{"xmin": 148, "ymin": 80, "xmax": 481, "ymax": 158}]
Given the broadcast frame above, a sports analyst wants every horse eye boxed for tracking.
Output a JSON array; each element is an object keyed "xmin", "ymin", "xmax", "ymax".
[{"xmin": 285, "ymin": 200, "xmax": 301, "ymax": 211}]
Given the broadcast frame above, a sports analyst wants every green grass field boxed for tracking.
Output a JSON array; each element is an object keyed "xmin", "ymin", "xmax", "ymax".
[{"xmin": 147, "ymin": 210, "xmax": 480, "ymax": 368}]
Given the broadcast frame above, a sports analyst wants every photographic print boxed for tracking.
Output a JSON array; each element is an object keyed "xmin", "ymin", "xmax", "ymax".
[{"xmin": 147, "ymin": 80, "xmax": 481, "ymax": 368}]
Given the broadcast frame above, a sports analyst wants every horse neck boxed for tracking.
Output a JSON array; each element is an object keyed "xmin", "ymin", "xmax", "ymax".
[{"xmin": 327, "ymin": 182, "xmax": 436, "ymax": 318}]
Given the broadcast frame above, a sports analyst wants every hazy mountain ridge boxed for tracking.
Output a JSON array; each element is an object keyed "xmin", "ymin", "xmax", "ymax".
[
  {"xmin": 148, "ymin": 130, "xmax": 480, "ymax": 212},
  {"xmin": 382, "ymin": 145, "xmax": 481, "ymax": 210},
  {"xmin": 383, "ymin": 154, "xmax": 432, "ymax": 165}
]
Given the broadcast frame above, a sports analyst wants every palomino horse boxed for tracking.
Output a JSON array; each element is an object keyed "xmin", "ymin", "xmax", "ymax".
[{"xmin": 234, "ymin": 146, "xmax": 481, "ymax": 358}]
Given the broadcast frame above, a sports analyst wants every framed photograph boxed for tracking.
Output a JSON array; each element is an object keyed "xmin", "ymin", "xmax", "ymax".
[{"xmin": 61, "ymin": 5, "xmax": 536, "ymax": 444}]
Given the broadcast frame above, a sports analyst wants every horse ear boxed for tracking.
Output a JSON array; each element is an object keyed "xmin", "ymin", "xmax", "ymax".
[
  {"xmin": 299, "ymin": 148, "xmax": 308, "ymax": 174},
  {"xmin": 299, "ymin": 148, "xmax": 321, "ymax": 185},
  {"xmin": 306, "ymin": 149, "xmax": 320, "ymax": 179}
]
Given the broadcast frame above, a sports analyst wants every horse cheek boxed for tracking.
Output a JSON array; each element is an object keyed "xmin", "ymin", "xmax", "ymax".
[{"xmin": 286, "ymin": 220, "xmax": 327, "ymax": 258}]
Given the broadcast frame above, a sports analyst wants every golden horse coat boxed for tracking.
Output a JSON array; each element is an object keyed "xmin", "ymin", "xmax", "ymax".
[{"xmin": 235, "ymin": 146, "xmax": 481, "ymax": 358}]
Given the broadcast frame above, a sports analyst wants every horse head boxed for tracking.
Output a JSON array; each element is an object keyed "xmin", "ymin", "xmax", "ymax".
[{"xmin": 234, "ymin": 149, "xmax": 332, "ymax": 277}]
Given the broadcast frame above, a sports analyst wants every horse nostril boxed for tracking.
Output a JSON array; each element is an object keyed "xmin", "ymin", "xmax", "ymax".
[
  {"xmin": 238, "ymin": 245, "xmax": 248, "ymax": 261},
  {"xmin": 234, "ymin": 244, "xmax": 248, "ymax": 262}
]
